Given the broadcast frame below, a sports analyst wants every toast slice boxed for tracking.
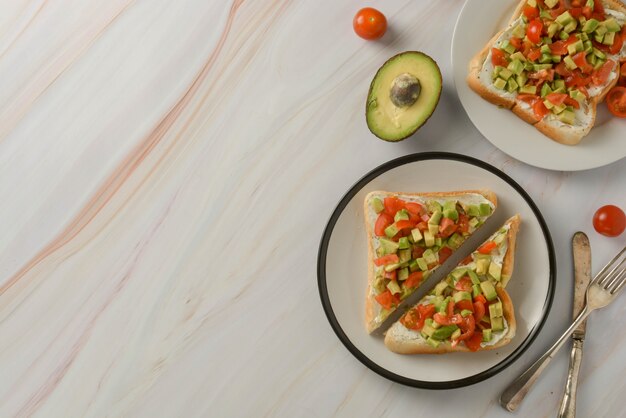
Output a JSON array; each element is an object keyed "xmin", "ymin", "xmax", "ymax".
[
  {"xmin": 384, "ymin": 215, "xmax": 521, "ymax": 354},
  {"xmin": 467, "ymin": 0, "xmax": 626, "ymax": 145},
  {"xmin": 364, "ymin": 190, "xmax": 498, "ymax": 334}
]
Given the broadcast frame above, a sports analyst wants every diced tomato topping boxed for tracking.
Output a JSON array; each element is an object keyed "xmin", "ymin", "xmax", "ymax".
[
  {"xmin": 619, "ymin": 62, "xmax": 626, "ymax": 87},
  {"xmin": 555, "ymin": 61, "xmax": 572, "ymax": 77},
  {"xmin": 383, "ymin": 197, "xmax": 405, "ymax": 217},
  {"xmin": 582, "ymin": 6, "xmax": 593, "ymax": 18},
  {"xmin": 465, "ymin": 330, "xmax": 483, "ymax": 351},
  {"xmin": 549, "ymin": 0, "xmax": 567, "ymax": 19},
  {"xmin": 594, "ymin": 0, "xmax": 605, "ymax": 17},
  {"xmin": 565, "ymin": 70, "xmax": 592, "ymax": 88},
  {"xmin": 456, "ymin": 299, "xmax": 474, "ymax": 312},
  {"xmin": 438, "ymin": 246, "xmax": 453, "ymax": 264},
  {"xmin": 478, "ymin": 241, "xmax": 497, "ymax": 254},
  {"xmin": 405, "ymin": 202, "xmax": 424, "ymax": 217},
  {"xmin": 412, "ymin": 246, "xmax": 425, "ymax": 259},
  {"xmin": 533, "ymin": 99, "xmax": 550, "ymax": 120},
  {"xmin": 395, "ymin": 220, "xmax": 416, "ymax": 230},
  {"xmin": 546, "ymin": 92, "xmax": 568, "ymax": 106},
  {"xmin": 564, "ymin": 96, "xmax": 581, "ymax": 109},
  {"xmin": 610, "ymin": 33, "xmax": 624, "ymax": 55},
  {"xmin": 570, "ymin": 0, "xmax": 584, "ymax": 6},
  {"xmin": 570, "ymin": 7, "xmax": 583, "ymax": 18},
  {"xmin": 439, "ymin": 217, "xmax": 458, "ymax": 238},
  {"xmin": 592, "ymin": 60, "xmax": 616, "ymax": 86},
  {"xmin": 434, "ymin": 312, "xmax": 464, "ymax": 326},
  {"xmin": 447, "ymin": 300, "xmax": 454, "ymax": 317},
  {"xmin": 374, "ymin": 254, "xmax": 399, "ymax": 266},
  {"xmin": 473, "ymin": 301, "xmax": 486, "ymax": 323},
  {"xmin": 416, "ymin": 221, "xmax": 428, "ymax": 231},
  {"xmin": 509, "ymin": 36, "xmax": 523, "ymax": 50},
  {"xmin": 454, "ymin": 277, "xmax": 473, "ymax": 292},
  {"xmin": 461, "ymin": 254, "xmax": 473, "ymax": 265},
  {"xmin": 523, "ymin": 4, "xmax": 539, "ymax": 19},
  {"xmin": 526, "ymin": 19, "xmax": 543, "ymax": 44},
  {"xmin": 549, "ymin": 40, "xmax": 568, "ymax": 56},
  {"xmin": 404, "ymin": 271, "xmax": 424, "ymax": 288},
  {"xmin": 474, "ymin": 294, "xmax": 487, "ymax": 305},
  {"xmin": 491, "ymin": 48, "xmax": 508, "ymax": 67},
  {"xmin": 457, "ymin": 315, "xmax": 476, "ymax": 341},
  {"xmin": 401, "ymin": 303, "xmax": 435, "ymax": 330},
  {"xmin": 572, "ymin": 52, "xmax": 594, "ymax": 74},
  {"xmin": 374, "ymin": 213, "xmax": 393, "ymax": 236},
  {"xmin": 526, "ymin": 47, "xmax": 542, "ymax": 62},
  {"xmin": 375, "ymin": 290, "xmax": 396, "ymax": 310}
]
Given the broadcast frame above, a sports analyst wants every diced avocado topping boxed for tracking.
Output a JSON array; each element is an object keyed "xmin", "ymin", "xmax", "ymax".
[
  {"xmin": 371, "ymin": 197, "xmax": 384, "ymax": 213},
  {"xmin": 476, "ymin": 258, "xmax": 490, "ymax": 275},
  {"xmin": 501, "ymin": 40, "xmax": 516, "ymax": 54},
  {"xmin": 480, "ymin": 280, "xmax": 498, "ymax": 301},
  {"xmin": 384, "ymin": 224, "xmax": 398, "ymax": 238},
  {"xmin": 443, "ymin": 208, "xmax": 459, "ymax": 221},
  {"xmin": 460, "ymin": 309, "xmax": 473, "ymax": 317},
  {"xmin": 394, "ymin": 209, "xmax": 409, "ymax": 222},
  {"xmin": 545, "ymin": 0, "xmax": 559, "ymax": 7},
  {"xmin": 379, "ymin": 238, "xmax": 399, "ymax": 255},
  {"xmin": 602, "ymin": 31, "xmax": 615, "ymax": 45},
  {"xmin": 387, "ymin": 280, "xmax": 401, "ymax": 295},
  {"xmin": 453, "ymin": 291, "xmax": 472, "ymax": 303},
  {"xmin": 567, "ymin": 39, "xmax": 584, "ymax": 55},
  {"xmin": 595, "ymin": 23, "xmax": 608, "ymax": 36},
  {"xmin": 468, "ymin": 270, "xmax": 480, "ymax": 284},
  {"xmin": 398, "ymin": 267, "xmax": 409, "ymax": 281},
  {"xmin": 411, "ymin": 228, "xmax": 423, "ymax": 242},
  {"xmin": 489, "ymin": 300, "xmax": 504, "ymax": 318},
  {"xmin": 422, "ymin": 318, "xmax": 437, "ymax": 337},
  {"xmin": 469, "ymin": 217, "xmax": 480, "ymax": 228},
  {"xmin": 558, "ymin": 109, "xmax": 576, "ymax": 125},
  {"xmin": 398, "ymin": 248, "xmax": 411, "ymax": 262},
  {"xmin": 482, "ymin": 329, "xmax": 493, "ymax": 342},
  {"xmin": 479, "ymin": 203, "xmax": 492, "ymax": 216},
  {"xmin": 493, "ymin": 78, "xmax": 507, "ymax": 90},
  {"xmin": 431, "ymin": 325, "xmax": 459, "ymax": 340},
  {"xmin": 559, "ymin": 30, "xmax": 571, "ymax": 40},
  {"xmin": 416, "ymin": 257, "xmax": 428, "ymax": 271},
  {"xmin": 506, "ymin": 79, "xmax": 519, "ymax": 93},
  {"xmin": 583, "ymin": 18, "xmax": 599, "ymax": 33},
  {"xmin": 373, "ymin": 275, "xmax": 386, "ymax": 293},
  {"xmin": 422, "ymin": 249, "xmax": 438, "ymax": 265},
  {"xmin": 428, "ymin": 223, "xmax": 439, "ymax": 236},
  {"xmin": 472, "ymin": 284, "xmax": 482, "ymax": 298},
  {"xmin": 451, "ymin": 328, "xmax": 462, "ymax": 340},
  {"xmin": 488, "ymin": 262, "xmax": 502, "ymax": 281},
  {"xmin": 507, "ymin": 59, "xmax": 525, "ymax": 76},
  {"xmin": 451, "ymin": 268, "xmax": 467, "ymax": 280},
  {"xmin": 398, "ymin": 237, "xmax": 410, "ymax": 251},
  {"xmin": 564, "ymin": 20, "xmax": 578, "ymax": 33},
  {"xmin": 426, "ymin": 337, "xmax": 441, "ymax": 348},
  {"xmin": 556, "ymin": 11, "xmax": 574, "ymax": 27},
  {"xmin": 423, "ymin": 230, "xmax": 435, "ymax": 247},
  {"xmin": 540, "ymin": 82, "xmax": 553, "ymax": 97},
  {"xmin": 499, "ymin": 67, "xmax": 514, "ymax": 80},
  {"xmin": 447, "ymin": 233, "xmax": 464, "ymax": 250},
  {"xmin": 428, "ymin": 210, "xmax": 442, "ymax": 225},
  {"xmin": 408, "ymin": 259, "xmax": 419, "ymax": 272},
  {"xmin": 466, "ymin": 204, "xmax": 480, "ymax": 217},
  {"xmin": 604, "ymin": 18, "xmax": 621, "ymax": 33},
  {"xmin": 435, "ymin": 297, "xmax": 450, "ymax": 313},
  {"xmin": 426, "ymin": 200, "xmax": 442, "ymax": 213},
  {"xmin": 519, "ymin": 84, "xmax": 537, "ymax": 94},
  {"xmin": 548, "ymin": 22, "xmax": 561, "ymax": 38},
  {"xmin": 510, "ymin": 51, "xmax": 526, "ymax": 62},
  {"xmin": 512, "ymin": 23, "xmax": 526, "ymax": 39},
  {"xmin": 384, "ymin": 262, "xmax": 400, "ymax": 272},
  {"xmin": 491, "ymin": 316, "xmax": 504, "ymax": 332},
  {"xmin": 527, "ymin": 0, "xmax": 537, "ymax": 7},
  {"xmin": 433, "ymin": 281, "xmax": 449, "ymax": 296},
  {"xmin": 593, "ymin": 47, "xmax": 606, "ymax": 59}
]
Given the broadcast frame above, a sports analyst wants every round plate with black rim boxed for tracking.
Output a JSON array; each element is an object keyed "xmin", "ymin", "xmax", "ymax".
[{"xmin": 317, "ymin": 152, "xmax": 555, "ymax": 389}]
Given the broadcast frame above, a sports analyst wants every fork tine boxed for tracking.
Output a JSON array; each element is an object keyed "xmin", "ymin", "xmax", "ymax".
[
  {"xmin": 602, "ymin": 256, "xmax": 626, "ymax": 288},
  {"xmin": 596, "ymin": 246, "xmax": 626, "ymax": 285},
  {"xmin": 607, "ymin": 267, "xmax": 626, "ymax": 294}
]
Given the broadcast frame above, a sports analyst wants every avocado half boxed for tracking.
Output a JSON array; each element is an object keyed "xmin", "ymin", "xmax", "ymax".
[{"xmin": 366, "ymin": 51, "xmax": 442, "ymax": 142}]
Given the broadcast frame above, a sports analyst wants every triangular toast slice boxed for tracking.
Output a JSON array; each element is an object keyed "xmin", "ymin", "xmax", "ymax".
[
  {"xmin": 364, "ymin": 190, "xmax": 498, "ymax": 334},
  {"xmin": 384, "ymin": 215, "xmax": 521, "ymax": 353}
]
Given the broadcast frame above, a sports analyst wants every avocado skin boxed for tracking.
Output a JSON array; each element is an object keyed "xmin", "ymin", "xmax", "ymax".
[{"xmin": 365, "ymin": 51, "xmax": 442, "ymax": 142}]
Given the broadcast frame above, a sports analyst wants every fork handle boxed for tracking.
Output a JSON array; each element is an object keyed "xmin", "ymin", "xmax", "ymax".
[
  {"xmin": 557, "ymin": 337, "xmax": 584, "ymax": 418},
  {"xmin": 500, "ymin": 306, "xmax": 591, "ymax": 412}
]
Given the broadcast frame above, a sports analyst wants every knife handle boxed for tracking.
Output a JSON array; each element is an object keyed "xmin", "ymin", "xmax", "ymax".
[{"xmin": 558, "ymin": 338, "xmax": 584, "ymax": 418}]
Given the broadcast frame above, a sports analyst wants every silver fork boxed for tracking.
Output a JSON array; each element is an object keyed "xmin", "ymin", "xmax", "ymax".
[{"xmin": 500, "ymin": 245, "xmax": 626, "ymax": 412}]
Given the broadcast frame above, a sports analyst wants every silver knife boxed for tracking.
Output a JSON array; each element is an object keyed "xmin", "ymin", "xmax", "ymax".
[{"xmin": 557, "ymin": 232, "xmax": 591, "ymax": 418}]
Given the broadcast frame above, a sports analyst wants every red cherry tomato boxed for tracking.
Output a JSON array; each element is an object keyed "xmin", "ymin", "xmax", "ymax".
[
  {"xmin": 618, "ymin": 62, "xmax": 626, "ymax": 87},
  {"xmin": 609, "ymin": 33, "xmax": 624, "ymax": 55},
  {"xmin": 606, "ymin": 86, "xmax": 626, "ymax": 118},
  {"xmin": 593, "ymin": 205, "xmax": 626, "ymax": 237},
  {"xmin": 353, "ymin": 8, "xmax": 387, "ymax": 40},
  {"xmin": 526, "ymin": 19, "xmax": 543, "ymax": 44},
  {"xmin": 523, "ymin": 4, "xmax": 539, "ymax": 19},
  {"xmin": 374, "ymin": 213, "xmax": 393, "ymax": 236}
]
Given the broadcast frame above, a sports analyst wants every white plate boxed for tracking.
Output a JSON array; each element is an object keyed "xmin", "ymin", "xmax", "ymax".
[
  {"xmin": 318, "ymin": 153, "xmax": 555, "ymax": 388},
  {"xmin": 452, "ymin": 0, "xmax": 626, "ymax": 172}
]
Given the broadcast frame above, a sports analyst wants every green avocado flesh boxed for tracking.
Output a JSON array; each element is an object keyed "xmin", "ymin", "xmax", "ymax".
[{"xmin": 366, "ymin": 51, "xmax": 442, "ymax": 142}]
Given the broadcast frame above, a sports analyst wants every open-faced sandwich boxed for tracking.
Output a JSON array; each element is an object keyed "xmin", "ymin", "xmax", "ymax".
[
  {"xmin": 384, "ymin": 215, "xmax": 521, "ymax": 354},
  {"xmin": 467, "ymin": 0, "xmax": 626, "ymax": 145},
  {"xmin": 364, "ymin": 190, "xmax": 497, "ymax": 334}
]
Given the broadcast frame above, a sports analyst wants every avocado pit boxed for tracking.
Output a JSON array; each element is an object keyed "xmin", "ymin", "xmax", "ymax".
[{"xmin": 389, "ymin": 73, "xmax": 421, "ymax": 108}]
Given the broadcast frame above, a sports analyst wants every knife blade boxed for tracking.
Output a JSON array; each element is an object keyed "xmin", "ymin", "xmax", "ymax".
[
  {"xmin": 572, "ymin": 232, "xmax": 591, "ymax": 338},
  {"xmin": 557, "ymin": 231, "xmax": 592, "ymax": 418}
]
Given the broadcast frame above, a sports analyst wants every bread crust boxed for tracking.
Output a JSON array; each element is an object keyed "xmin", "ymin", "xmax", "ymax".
[
  {"xmin": 364, "ymin": 190, "xmax": 498, "ymax": 334},
  {"xmin": 466, "ymin": 0, "xmax": 626, "ymax": 146},
  {"xmin": 384, "ymin": 215, "xmax": 520, "ymax": 354}
]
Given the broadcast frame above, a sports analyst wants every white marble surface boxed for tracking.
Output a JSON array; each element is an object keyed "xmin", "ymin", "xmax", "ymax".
[{"xmin": 0, "ymin": 0, "xmax": 624, "ymax": 417}]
